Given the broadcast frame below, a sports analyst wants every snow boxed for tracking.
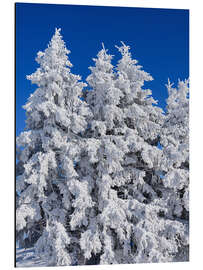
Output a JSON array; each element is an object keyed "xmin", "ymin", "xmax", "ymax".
[{"xmin": 16, "ymin": 247, "xmax": 46, "ymax": 267}]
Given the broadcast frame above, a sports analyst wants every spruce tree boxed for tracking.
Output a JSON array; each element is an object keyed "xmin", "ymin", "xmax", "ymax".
[
  {"xmin": 160, "ymin": 79, "xmax": 189, "ymax": 261},
  {"xmin": 80, "ymin": 45, "xmax": 128, "ymax": 264},
  {"xmin": 82, "ymin": 43, "xmax": 189, "ymax": 264},
  {"xmin": 114, "ymin": 44, "xmax": 189, "ymax": 263},
  {"xmin": 16, "ymin": 28, "xmax": 91, "ymax": 266}
]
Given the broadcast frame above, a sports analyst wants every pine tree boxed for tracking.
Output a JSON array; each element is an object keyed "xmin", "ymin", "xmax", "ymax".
[
  {"xmin": 114, "ymin": 44, "xmax": 189, "ymax": 263},
  {"xmin": 160, "ymin": 79, "xmax": 189, "ymax": 261},
  {"xmin": 80, "ymin": 45, "xmax": 129, "ymax": 264},
  {"xmin": 114, "ymin": 42, "xmax": 165, "ymax": 205},
  {"xmin": 81, "ymin": 43, "xmax": 188, "ymax": 264},
  {"xmin": 16, "ymin": 28, "xmax": 92, "ymax": 266}
]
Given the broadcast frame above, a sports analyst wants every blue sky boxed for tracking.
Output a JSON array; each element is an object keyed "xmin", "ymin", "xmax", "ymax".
[{"xmin": 16, "ymin": 3, "xmax": 189, "ymax": 136}]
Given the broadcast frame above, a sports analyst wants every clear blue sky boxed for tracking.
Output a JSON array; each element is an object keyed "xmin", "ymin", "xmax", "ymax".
[{"xmin": 16, "ymin": 3, "xmax": 189, "ymax": 136}]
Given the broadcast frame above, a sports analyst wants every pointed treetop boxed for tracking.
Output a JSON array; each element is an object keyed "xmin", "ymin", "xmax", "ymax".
[
  {"xmin": 49, "ymin": 28, "xmax": 64, "ymax": 49},
  {"xmin": 101, "ymin": 42, "xmax": 105, "ymax": 50},
  {"xmin": 115, "ymin": 41, "xmax": 131, "ymax": 56},
  {"xmin": 166, "ymin": 79, "xmax": 174, "ymax": 95},
  {"xmin": 95, "ymin": 43, "xmax": 112, "ymax": 63},
  {"xmin": 31, "ymin": 28, "xmax": 72, "ymax": 78},
  {"xmin": 166, "ymin": 78, "xmax": 189, "ymax": 99},
  {"xmin": 55, "ymin": 27, "xmax": 61, "ymax": 35},
  {"xmin": 88, "ymin": 45, "xmax": 113, "ymax": 75},
  {"xmin": 115, "ymin": 41, "xmax": 140, "ymax": 69},
  {"xmin": 116, "ymin": 41, "xmax": 153, "ymax": 84}
]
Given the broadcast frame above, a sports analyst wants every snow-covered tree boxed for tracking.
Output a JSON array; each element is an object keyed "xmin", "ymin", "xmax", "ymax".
[
  {"xmin": 114, "ymin": 42, "xmax": 165, "ymax": 206},
  {"xmin": 82, "ymin": 46, "xmax": 133, "ymax": 264},
  {"xmin": 159, "ymin": 79, "xmax": 189, "ymax": 261},
  {"xmin": 80, "ymin": 44, "xmax": 188, "ymax": 264},
  {"xmin": 112, "ymin": 43, "xmax": 188, "ymax": 263},
  {"xmin": 161, "ymin": 79, "xmax": 189, "ymax": 217},
  {"xmin": 16, "ymin": 28, "xmax": 92, "ymax": 266},
  {"xmin": 79, "ymin": 43, "xmax": 189, "ymax": 264}
]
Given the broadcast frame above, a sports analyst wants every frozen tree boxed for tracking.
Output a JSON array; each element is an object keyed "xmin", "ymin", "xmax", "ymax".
[
  {"xmin": 79, "ymin": 45, "xmax": 128, "ymax": 264},
  {"xmin": 84, "ymin": 43, "xmax": 189, "ymax": 264},
  {"xmin": 114, "ymin": 42, "xmax": 165, "ymax": 207},
  {"xmin": 79, "ymin": 43, "xmax": 188, "ymax": 264},
  {"xmin": 161, "ymin": 79, "xmax": 189, "ymax": 218},
  {"xmin": 114, "ymin": 44, "xmax": 188, "ymax": 262},
  {"xmin": 112, "ymin": 43, "xmax": 188, "ymax": 263},
  {"xmin": 16, "ymin": 28, "xmax": 92, "ymax": 266},
  {"xmin": 159, "ymin": 79, "xmax": 189, "ymax": 261}
]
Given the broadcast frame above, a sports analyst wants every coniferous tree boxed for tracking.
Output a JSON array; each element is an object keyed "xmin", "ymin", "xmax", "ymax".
[
  {"xmin": 81, "ymin": 43, "xmax": 189, "ymax": 264},
  {"xmin": 80, "ymin": 46, "xmax": 128, "ymax": 264},
  {"xmin": 16, "ymin": 28, "xmax": 92, "ymax": 266},
  {"xmin": 159, "ymin": 79, "xmax": 189, "ymax": 261},
  {"xmin": 115, "ymin": 42, "xmax": 164, "ymax": 204},
  {"xmin": 161, "ymin": 79, "xmax": 189, "ymax": 217},
  {"xmin": 115, "ymin": 45, "xmax": 189, "ymax": 263}
]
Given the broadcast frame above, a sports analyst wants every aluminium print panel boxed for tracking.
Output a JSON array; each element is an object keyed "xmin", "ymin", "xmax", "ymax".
[{"xmin": 15, "ymin": 2, "xmax": 189, "ymax": 267}]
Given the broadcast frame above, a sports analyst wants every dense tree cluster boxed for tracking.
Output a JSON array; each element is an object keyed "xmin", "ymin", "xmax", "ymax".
[{"xmin": 16, "ymin": 29, "xmax": 189, "ymax": 266}]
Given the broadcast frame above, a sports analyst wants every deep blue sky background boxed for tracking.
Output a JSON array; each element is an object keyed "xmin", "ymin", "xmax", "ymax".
[{"xmin": 16, "ymin": 3, "xmax": 189, "ymax": 136}]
